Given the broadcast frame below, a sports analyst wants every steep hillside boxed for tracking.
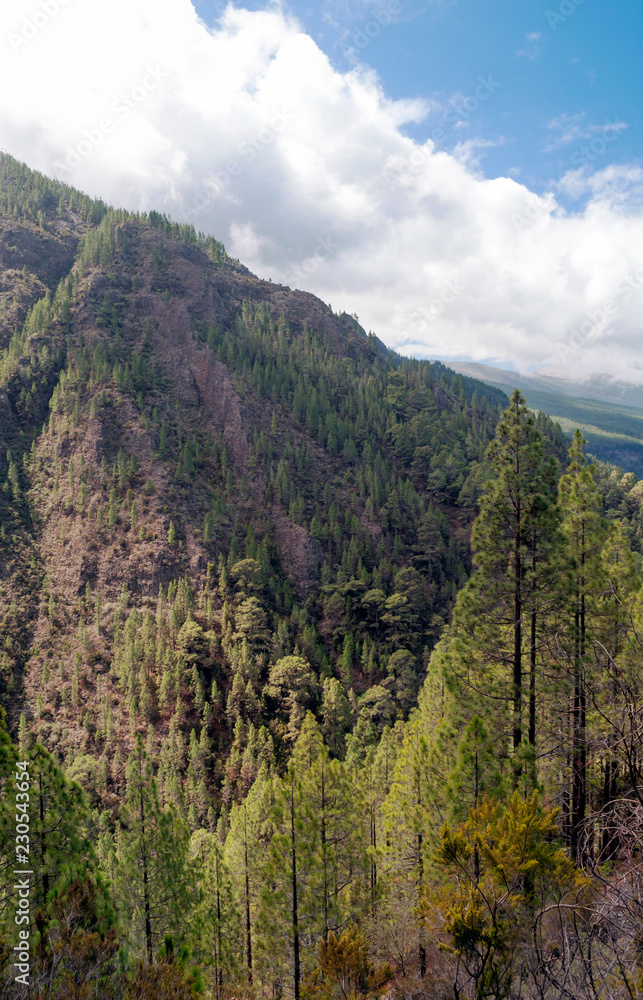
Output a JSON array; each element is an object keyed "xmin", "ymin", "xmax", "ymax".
[
  {"xmin": 0, "ymin": 152, "xmax": 108, "ymax": 350},
  {"xmin": 3, "ymin": 158, "xmax": 643, "ymax": 1000},
  {"xmin": 0, "ymin": 155, "xmax": 514, "ymax": 814}
]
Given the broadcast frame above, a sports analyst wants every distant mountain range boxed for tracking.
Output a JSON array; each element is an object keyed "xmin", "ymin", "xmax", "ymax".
[
  {"xmin": 445, "ymin": 362, "xmax": 643, "ymax": 408},
  {"xmin": 445, "ymin": 362, "xmax": 643, "ymax": 475}
]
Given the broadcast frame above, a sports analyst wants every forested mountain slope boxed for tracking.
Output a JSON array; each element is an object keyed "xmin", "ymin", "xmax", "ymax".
[
  {"xmin": 0, "ymin": 153, "xmax": 107, "ymax": 350},
  {"xmin": 0, "ymin": 154, "xmax": 510, "ymax": 786},
  {"xmin": 2, "ymin": 155, "xmax": 643, "ymax": 1000}
]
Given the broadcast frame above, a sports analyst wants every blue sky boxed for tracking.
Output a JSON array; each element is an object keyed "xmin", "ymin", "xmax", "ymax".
[
  {"xmin": 193, "ymin": 0, "xmax": 642, "ymax": 203},
  {"xmin": 2, "ymin": 0, "xmax": 643, "ymax": 379}
]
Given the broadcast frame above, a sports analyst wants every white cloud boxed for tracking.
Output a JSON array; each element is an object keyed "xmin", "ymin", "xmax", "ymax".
[
  {"xmin": 544, "ymin": 112, "xmax": 628, "ymax": 153},
  {"xmin": 515, "ymin": 31, "xmax": 542, "ymax": 60},
  {"xmin": 545, "ymin": 112, "xmax": 588, "ymax": 148},
  {"xmin": 555, "ymin": 163, "xmax": 643, "ymax": 207},
  {"xmin": 1, "ymin": 0, "xmax": 643, "ymax": 381}
]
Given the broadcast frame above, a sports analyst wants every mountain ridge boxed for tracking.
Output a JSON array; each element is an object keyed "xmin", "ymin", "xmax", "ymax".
[
  {"xmin": 445, "ymin": 359, "xmax": 643, "ymax": 407},
  {"xmin": 2, "ymin": 153, "xmax": 643, "ymax": 1000},
  {"xmin": 2, "ymin": 150, "xmax": 641, "ymax": 811},
  {"xmin": 0, "ymin": 153, "xmax": 514, "ymax": 783}
]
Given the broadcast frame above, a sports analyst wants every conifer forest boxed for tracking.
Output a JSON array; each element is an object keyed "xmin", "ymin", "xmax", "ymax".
[{"xmin": 1, "ymin": 154, "xmax": 643, "ymax": 999}]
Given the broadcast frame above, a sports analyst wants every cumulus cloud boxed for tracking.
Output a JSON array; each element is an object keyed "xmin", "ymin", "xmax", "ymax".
[{"xmin": 1, "ymin": 0, "xmax": 643, "ymax": 380}]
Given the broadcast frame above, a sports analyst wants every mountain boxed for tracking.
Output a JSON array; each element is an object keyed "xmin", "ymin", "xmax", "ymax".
[
  {"xmin": 0, "ymin": 153, "xmax": 515, "ymax": 784},
  {"xmin": 442, "ymin": 361, "xmax": 643, "ymax": 407},
  {"xmin": 447, "ymin": 360, "xmax": 643, "ymax": 474},
  {"xmin": 2, "ymin": 154, "xmax": 643, "ymax": 999}
]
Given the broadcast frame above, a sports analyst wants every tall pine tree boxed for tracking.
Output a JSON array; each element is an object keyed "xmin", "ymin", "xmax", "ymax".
[
  {"xmin": 108, "ymin": 736, "xmax": 191, "ymax": 963},
  {"xmin": 451, "ymin": 389, "xmax": 563, "ymax": 784}
]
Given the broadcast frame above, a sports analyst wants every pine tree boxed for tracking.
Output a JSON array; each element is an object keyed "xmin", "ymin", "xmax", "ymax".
[
  {"xmin": 0, "ymin": 742, "xmax": 95, "ymax": 918},
  {"xmin": 557, "ymin": 432, "xmax": 606, "ymax": 861},
  {"xmin": 109, "ymin": 736, "xmax": 191, "ymax": 962},
  {"xmin": 321, "ymin": 678, "xmax": 352, "ymax": 758},
  {"xmin": 450, "ymin": 389, "xmax": 563, "ymax": 784},
  {"xmin": 383, "ymin": 718, "xmax": 436, "ymax": 978},
  {"xmin": 224, "ymin": 773, "xmax": 273, "ymax": 985},
  {"xmin": 361, "ymin": 726, "xmax": 404, "ymax": 921},
  {"xmin": 420, "ymin": 793, "xmax": 577, "ymax": 1000},
  {"xmin": 257, "ymin": 767, "xmax": 319, "ymax": 999},
  {"xmin": 190, "ymin": 829, "xmax": 241, "ymax": 995},
  {"xmin": 446, "ymin": 715, "xmax": 504, "ymax": 823},
  {"xmin": 293, "ymin": 718, "xmax": 369, "ymax": 943}
]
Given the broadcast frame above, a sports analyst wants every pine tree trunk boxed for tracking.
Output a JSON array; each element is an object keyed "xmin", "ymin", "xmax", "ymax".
[
  {"xmin": 529, "ymin": 541, "xmax": 537, "ymax": 754},
  {"xmin": 213, "ymin": 925, "xmax": 220, "ymax": 1000},
  {"xmin": 244, "ymin": 807, "xmax": 253, "ymax": 980},
  {"xmin": 512, "ymin": 396, "xmax": 523, "ymax": 776},
  {"xmin": 529, "ymin": 605, "xmax": 537, "ymax": 790},
  {"xmin": 291, "ymin": 779, "xmax": 301, "ymax": 1000},
  {"xmin": 513, "ymin": 511, "xmax": 523, "ymax": 772},
  {"xmin": 321, "ymin": 757, "xmax": 329, "ymax": 944},
  {"xmin": 529, "ymin": 613, "xmax": 537, "ymax": 740},
  {"xmin": 370, "ymin": 814, "xmax": 377, "ymax": 919},
  {"xmin": 216, "ymin": 854, "xmax": 223, "ymax": 997},
  {"xmin": 418, "ymin": 831, "xmax": 426, "ymax": 978},
  {"xmin": 600, "ymin": 760, "xmax": 618, "ymax": 861},
  {"xmin": 473, "ymin": 748, "xmax": 480, "ymax": 883},
  {"xmin": 139, "ymin": 780, "xmax": 153, "ymax": 964},
  {"xmin": 571, "ymin": 542, "xmax": 587, "ymax": 864}
]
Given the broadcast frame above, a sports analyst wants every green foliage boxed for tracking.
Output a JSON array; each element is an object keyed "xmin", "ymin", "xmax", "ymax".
[
  {"xmin": 0, "ymin": 151, "xmax": 108, "ymax": 227},
  {"xmin": 423, "ymin": 793, "xmax": 579, "ymax": 1000},
  {"xmin": 265, "ymin": 656, "xmax": 319, "ymax": 742},
  {"xmin": 104, "ymin": 737, "xmax": 192, "ymax": 962},
  {"xmin": 509, "ymin": 382, "xmax": 643, "ymax": 475},
  {"xmin": 3, "ymin": 153, "xmax": 643, "ymax": 998},
  {"xmin": 424, "ymin": 390, "xmax": 565, "ymax": 794},
  {"xmin": 189, "ymin": 829, "xmax": 241, "ymax": 991},
  {"xmin": 315, "ymin": 925, "xmax": 394, "ymax": 1000},
  {"xmin": 0, "ymin": 741, "xmax": 96, "ymax": 921}
]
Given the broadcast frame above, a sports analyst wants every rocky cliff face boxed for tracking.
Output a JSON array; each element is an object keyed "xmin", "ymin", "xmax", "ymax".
[{"xmin": 0, "ymin": 198, "xmax": 89, "ymax": 350}]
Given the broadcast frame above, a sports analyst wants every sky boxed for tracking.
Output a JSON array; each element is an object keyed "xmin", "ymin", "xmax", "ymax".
[{"xmin": 1, "ymin": 0, "xmax": 643, "ymax": 380}]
